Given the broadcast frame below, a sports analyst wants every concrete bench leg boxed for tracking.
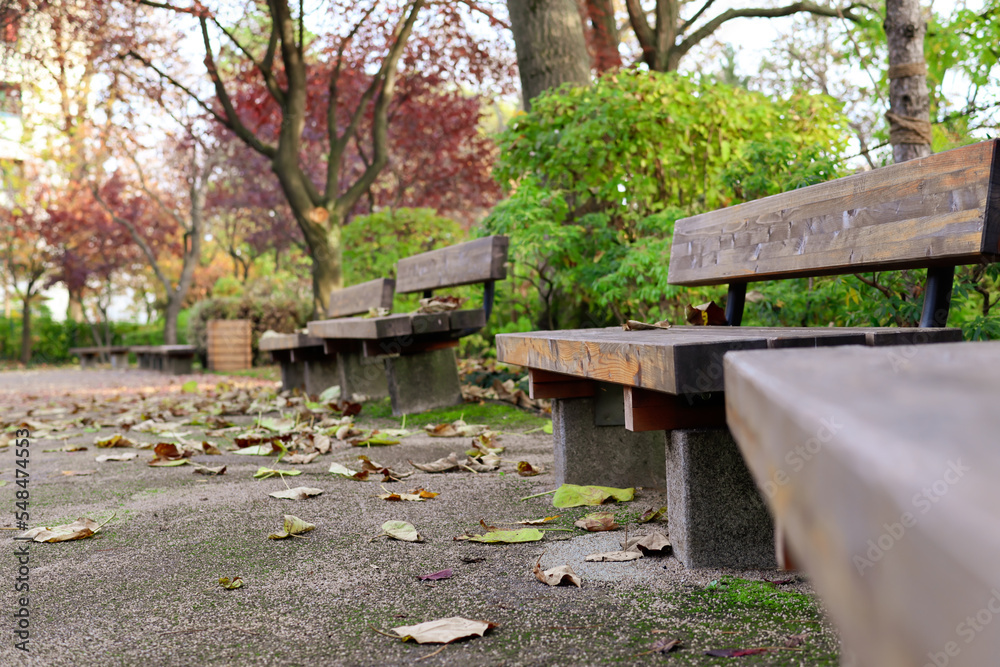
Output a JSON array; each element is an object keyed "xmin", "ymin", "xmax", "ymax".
[
  {"xmin": 304, "ymin": 356, "xmax": 340, "ymax": 397},
  {"xmin": 667, "ymin": 428, "xmax": 776, "ymax": 569},
  {"xmin": 339, "ymin": 351, "xmax": 389, "ymax": 400},
  {"xmin": 79, "ymin": 355, "xmax": 94, "ymax": 369},
  {"xmin": 110, "ymin": 352, "xmax": 129, "ymax": 369},
  {"xmin": 280, "ymin": 360, "xmax": 306, "ymax": 392},
  {"xmin": 551, "ymin": 392, "xmax": 666, "ymax": 488},
  {"xmin": 162, "ymin": 356, "xmax": 193, "ymax": 375},
  {"xmin": 385, "ymin": 348, "xmax": 460, "ymax": 415}
]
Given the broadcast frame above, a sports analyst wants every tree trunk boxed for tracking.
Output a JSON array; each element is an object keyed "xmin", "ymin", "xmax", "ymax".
[
  {"xmin": 20, "ymin": 297, "xmax": 31, "ymax": 365},
  {"xmin": 885, "ymin": 0, "xmax": 932, "ymax": 163},
  {"xmin": 163, "ymin": 296, "xmax": 180, "ymax": 345},
  {"xmin": 66, "ymin": 288, "xmax": 84, "ymax": 321},
  {"xmin": 507, "ymin": 0, "xmax": 592, "ymax": 108},
  {"xmin": 299, "ymin": 213, "xmax": 343, "ymax": 317},
  {"xmin": 585, "ymin": 0, "xmax": 621, "ymax": 72}
]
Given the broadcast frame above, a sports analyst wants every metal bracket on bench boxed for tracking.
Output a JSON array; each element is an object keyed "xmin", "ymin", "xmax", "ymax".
[
  {"xmin": 725, "ymin": 282, "xmax": 747, "ymax": 326},
  {"xmin": 919, "ymin": 265, "xmax": 955, "ymax": 328}
]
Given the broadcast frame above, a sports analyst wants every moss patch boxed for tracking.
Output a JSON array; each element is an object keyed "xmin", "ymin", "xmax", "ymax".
[{"xmin": 362, "ymin": 398, "xmax": 549, "ymax": 432}]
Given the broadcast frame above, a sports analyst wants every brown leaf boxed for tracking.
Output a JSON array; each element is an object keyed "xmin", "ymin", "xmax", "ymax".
[
  {"xmin": 479, "ymin": 519, "xmax": 499, "ymax": 532},
  {"xmin": 647, "ymin": 638, "xmax": 681, "ymax": 654},
  {"xmin": 391, "ymin": 617, "xmax": 495, "ymax": 644},
  {"xmin": 533, "ymin": 557, "xmax": 582, "ymax": 587},
  {"xmin": 686, "ymin": 301, "xmax": 728, "ymax": 326},
  {"xmin": 191, "ymin": 463, "xmax": 226, "ymax": 475},
  {"xmin": 623, "ymin": 532, "xmax": 672, "ymax": 554},
  {"xmin": 517, "ymin": 461, "xmax": 544, "ymax": 477},
  {"xmin": 21, "ymin": 517, "xmax": 102, "ymax": 543},
  {"xmin": 286, "ymin": 451, "xmax": 320, "ymax": 465},
  {"xmin": 638, "ymin": 506, "xmax": 668, "ymax": 523},
  {"xmin": 574, "ymin": 512, "xmax": 620, "ymax": 532},
  {"xmin": 584, "ymin": 550, "xmax": 642, "ymax": 562},
  {"xmin": 417, "ymin": 569, "xmax": 453, "ymax": 581},
  {"xmin": 61, "ymin": 469, "xmax": 97, "ymax": 476},
  {"xmin": 622, "ymin": 320, "xmax": 672, "ymax": 331},
  {"xmin": 201, "ymin": 441, "xmax": 222, "ymax": 455}
]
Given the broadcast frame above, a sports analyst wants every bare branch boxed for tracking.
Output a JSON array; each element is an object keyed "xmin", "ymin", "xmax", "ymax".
[
  {"xmin": 624, "ymin": 0, "xmax": 654, "ymax": 61},
  {"xmin": 91, "ymin": 184, "xmax": 174, "ymax": 294},
  {"xmin": 679, "ymin": 0, "xmax": 719, "ymax": 34},
  {"xmin": 208, "ymin": 16, "xmax": 286, "ymax": 105}
]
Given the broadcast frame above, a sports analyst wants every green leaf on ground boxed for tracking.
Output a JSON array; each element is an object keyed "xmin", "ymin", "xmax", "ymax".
[
  {"xmin": 379, "ymin": 520, "xmax": 423, "ymax": 542},
  {"xmin": 181, "ymin": 380, "xmax": 198, "ymax": 393},
  {"xmin": 253, "ymin": 466, "xmax": 302, "ymax": 479},
  {"xmin": 219, "ymin": 576, "xmax": 243, "ymax": 589},
  {"xmin": 552, "ymin": 484, "xmax": 634, "ymax": 508},
  {"xmin": 268, "ymin": 515, "xmax": 315, "ymax": 539},
  {"xmin": 457, "ymin": 528, "xmax": 544, "ymax": 543}
]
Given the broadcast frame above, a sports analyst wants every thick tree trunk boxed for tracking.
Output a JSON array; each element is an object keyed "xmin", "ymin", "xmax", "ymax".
[
  {"xmin": 66, "ymin": 288, "xmax": 84, "ymax": 321},
  {"xmin": 298, "ymin": 212, "xmax": 343, "ymax": 317},
  {"xmin": 20, "ymin": 297, "xmax": 31, "ymax": 365},
  {"xmin": 163, "ymin": 296, "xmax": 180, "ymax": 345},
  {"xmin": 885, "ymin": 0, "xmax": 932, "ymax": 163},
  {"xmin": 507, "ymin": 0, "xmax": 592, "ymax": 108}
]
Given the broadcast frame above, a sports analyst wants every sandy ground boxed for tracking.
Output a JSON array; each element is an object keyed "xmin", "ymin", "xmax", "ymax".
[{"xmin": 0, "ymin": 368, "xmax": 841, "ymax": 666}]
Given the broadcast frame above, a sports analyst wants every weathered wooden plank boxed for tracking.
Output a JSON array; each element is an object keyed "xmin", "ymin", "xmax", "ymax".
[
  {"xmin": 724, "ymin": 341, "xmax": 1000, "ymax": 667},
  {"xmin": 259, "ymin": 333, "xmax": 323, "ymax": 352},
  {"xmin": 409, "ymin": 313, "xmax": 450, "ymax": 336},
  {"xmin": 69, "ymin": 346, "xmax": 130, "ymax": 354},
  {"xmin": 623, "ymin": 387, "xmax": 726, "ymax": 431},
  {"xmin": 448, "ymin": 309, "xmax": 487, "ymax": 331},
  {"xmin": 327, "ymin": 278, "xmax": 395, "ymax": 318},
  {"xmin": 669, "ymin": 140, "xmax": 1000, "ymax": 286},
  {"xmin": 395, "ymin": 236, "xmax": 508, "ymax": 293},
  {"xmin": 528, "ymin": 369, "xmax": 596, "ymax": 399},
  {"xmin": 308, "ymin": 314, "xmax": 412, "ymax": 340},
  {"xmin": 498, "ymin": 325, "xmax": 956, "ymax": 395}
]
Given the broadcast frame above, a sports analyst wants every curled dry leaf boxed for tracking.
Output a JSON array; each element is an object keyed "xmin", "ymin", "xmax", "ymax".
[
  {"xmin": 94, "ymin": 434, "xmax": 133, "ymax": 448},
  {"xmin": 61, "ymin": 470, "xmax": 97, "ymax": 476},
  {"xmin": 533, "ymin": 557, "xmax": 582, "ymax": 587},
  {"xmin": 686, "ymin": 301, "xmax": 728, "ymax": 326},
  {"xmin": 359, "ymin": 455, "xmax": 412, "ymax": 481},
  {"xmin": 201, "ymin": 441, "xmax": 222, "ymax": 455},
  {"xmin": 268, "ymin": 514, "xmax": 316, "ymax": 539},
  {"xmin": 391, "ymin": 617, "xmax": 495, "ymax": 644},
  {"xmin": 641, "ymin": 638, "xmax": 681, "ymax": 655},
  {"xmin": 516, "ymin": 461, "xmax": 544, "ymax": 477},
  {"xmin": 416, "ymin": 295, "xmax": 466, "ymax": 313},
  {"xmin": 218, "ymin": 576, "xmax": 243, "ymax": 590},
  {"xmin": 44, "ymin": 445, "xmax": 88, "ymax": 453},
  {"xmin": 574, "ymin": 512, "xmax": 620, "ymax": 532},
  {"xmin": 552, "ymin": 484, "xmax": 634, "ymax": 508},
  {"xmin": 191, "ymin": 463, "xmax": 226, "ymax": 475},
  {"xmin": 95, "ymin": 453, "xmax": 138, "ymax": 463},
  {"xmin": 285, "ymin": 452, "xmax": 320, "ymax": 465},
  {"xmin": 417, "ymin": 569, "xmax": 453, "ymax": 581},
  {"xmin": 518, "ymin": 515, "xmax": 561, "ymax": 525},
  {"xmin": 424, "ymin": 420, "xmax": 489, "ymax": 438},
  {"xmin": 638, "ymin": 506, "xmax": 668, "ymax": 523},
  {"xmin": 21, "ymin": 517, "xmax": 102, "ymax": 543},
  {"xmin": 269, "ymin": 487, "xmax": 324, "ymax": 500},
  {"xmin": 622, "ymin": 319, "xmax": 672, "ymax": 331},
  {"xmin": 705, "ymin": 648, "xmax": 770, "ymax": 658},
  {"xmin": 622, "ymin": 533, "xmax": 672, "ymax": 554},
  {"xmin": 378, "ymin": 520, "xmax": 422, "ymax": 542},
  {"xmin": 379, "ymin": 487, "xmax": 439, "ymax": 502},
  {"xmin": 149, "ymin": 442, "xmax": 195, "ymax": 466},
  {"xmin": 584, "ymin": 550, "xmax": 643, "ymax": 562}
]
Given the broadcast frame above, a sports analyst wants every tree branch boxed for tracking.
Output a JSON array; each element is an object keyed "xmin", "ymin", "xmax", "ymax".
[
  {"xmin": 337, "ymin": 0, "xmax": 425, "ymax": 214},
  {"xmin": 673, "ymin": 2, "xmax": 860, "ymax": 65},
  {"xmin": 679, "ymin": 0, "xmax": 719, "ymax": 35},
  {"xmin": 208, "ymin": 16, "xmax": 286, "ymax": 105},
  {"xmin": 624, "ymin": 0, "xmax": 654, "ymax": 63},
  {"xmin": 91, "ymin": 185, "xmax": 174, "ymax": 294}
]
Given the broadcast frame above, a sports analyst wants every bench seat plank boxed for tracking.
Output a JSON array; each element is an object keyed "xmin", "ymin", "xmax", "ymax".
[
  {"xmin": 497, "ymin": 326, "xmax": 961, "ymax": 395},
  {"xmin": 308, "ymin": 310, "xmax": 487, "ymax": 342},
  {"xmin": 259, "ymin": 333, "xmax": 323, "ymax": 352},
  {"xmin": 724, "ymin": 341, "xmax": 1000, "ymax": 667}
]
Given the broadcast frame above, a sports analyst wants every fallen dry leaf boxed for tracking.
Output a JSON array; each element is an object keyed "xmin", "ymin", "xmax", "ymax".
[
  {"xmin": 516, "ymin": 461, "xmax": 544, "ymax": 477},
  {"xmin": 95, "ymin": 453, "xmax": 138, "ymax": 463},
  {"xmin": 94, "ymin": 434, "xmax": 134, "ymax": 448},
  {"xmin": 253, "ymin": 466, "xmax": 302, "ymax": 479},
  {"xmin": 638, "ymin": 506, "xmax": 668, "ymax": 523},
  {"xmin": 21, "ymin": 517, "xmax": 103, "ymax": 543},
  {"xmin": 60, "ymin": 470, "xmax": 97, "ymax": 476},
  {"xmin": 269, "ymin": 487, "xmax": 324, "ymax": 500},
  {"xmin": 687, "ymin": 301, "xmax": 728, "ymax": 326},
  {"xmin": 417, "ymin": 569, "xmax": 453, "ymax": 581},
  {"xmin": 378, "ymin": 520, "xmax": 422, "ymax": 542},
  {"xmin": 191, "ymin": 463, "xmax": 227, "ymax": 475},
  {"xmin": 552, "ymin": 484, "xmax": 634, "ymax": 508},
  {"xmin": 455, "ymin": 528, "xmax": 543, "ymax": 544},
  {"xmin": 268, "ymin": 515, "xmax": 316, "ymax": 539},
  {"xmin": 416, "ymin": 295, "xmax": 467, "ymax": 313},
  {"xmin": 392, "ymin": 617, "xmax": 495, "ymax": 644},
  {"xmin": 285, "ymin": 452, "xmax": 320, "ymax": 465},
  {"xmin": 517, "ymin": 515, "xmax": 561, "ymax": 525},
  {"xmin": 574, "ymin": 512, "xmax": 620, "ymax": 532},
  {"xmin": 705, "ymin": 647, "xmax": 770, "ymax": 657},
  {"xmin": 219, "ymin": 576, "xmax": 243, "ymax": 590},
  {"xmin": 201, "ymin": 441, "xmax": 222, "ymax": 455},
  {"xmin": 623, "ymin": 319, "xmax": 672, "ymax": 331},
  {"xmin": 424, "ymin": 420, "xmax": 489, "ymax": 438},
  {"xmin": 379, "ymin": 487, "xmax": 439, "ymax": 502},
  {"xmin": 623, "ymin": 533, "xmax": 672, "ymax": 554},
  {"xmin": 533, "ymin": 557, "xmax": 581, "ymax": 587}
]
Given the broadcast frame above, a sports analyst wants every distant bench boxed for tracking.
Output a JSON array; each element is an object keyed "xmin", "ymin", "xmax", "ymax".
[
  {"xmin": 130, "ymin": 345, "xmax": 197, "ymax": 375},
  {"xmin": 724, "ymin": 341, "xmax": 1000, "ymax": 665},
  {"xmin": 260, "ymin": 278, "xmax": 396, "ymax": 397},
  {"xmin": 263, "ymin": 236, "xmax": 508, "ymax": 415},
  {"xmin": 497, "ymin": 140, "xmax": 999, "ymax": 568},
  {"xmin": 68, "ymin": 346, "xmax": 130, "ymax": 369}
]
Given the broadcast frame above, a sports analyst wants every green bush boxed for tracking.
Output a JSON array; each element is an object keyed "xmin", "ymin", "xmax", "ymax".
[{"xmin": 485, "ymin": 68, "xmax": 850, "ymax": 329}]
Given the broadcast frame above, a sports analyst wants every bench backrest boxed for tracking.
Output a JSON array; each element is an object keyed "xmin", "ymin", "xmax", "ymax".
[
  {"xmin": 327, "ymin": 278, "xmax": 395, "ymax": 318},
  {"xmin": 395, "ymin": 235, "xmax": 508, "ymax": 294},
  {"xmin": 668, "ymin": 139, "xmax": 1000, "ymax": 287}
]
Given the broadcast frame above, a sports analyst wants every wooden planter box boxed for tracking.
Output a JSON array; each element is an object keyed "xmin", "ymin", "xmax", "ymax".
[{"xmin": 207, "ymin": 319, "xmax": 252, "ymax": 371}]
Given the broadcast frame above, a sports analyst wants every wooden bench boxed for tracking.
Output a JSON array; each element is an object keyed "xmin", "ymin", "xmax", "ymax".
[
  {"xmin": 724, "ymin": 341, "xmax": 1000, "ymax": 666},
  {"xmin": 259, "ymin": 278, "xmax": 395, "ymax": 396},
  {"xmin": 68, "ymin": 346, "xmax": 130, "ymax": 369},
  {"xmin": 307, "ymin": 235, "xmax": 509, "ymax": 414},
  {"xmin": 130, "ymin": 345, "xmax": 197, "ymax": 374},
  {"xmin": 497, "ymin": 140, "xmax": 999, "ymax": 568}
]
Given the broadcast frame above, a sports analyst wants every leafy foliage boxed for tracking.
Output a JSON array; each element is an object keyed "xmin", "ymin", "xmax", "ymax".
[{"xmin": 485, "ymin": 69, "xmax": 850, "ymax": 327}]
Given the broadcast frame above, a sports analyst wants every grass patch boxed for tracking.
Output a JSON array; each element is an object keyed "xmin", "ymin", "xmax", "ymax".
[
  {"xmin": 361, "ymin": 398, "xmax": 549, "ymax": 432},
  {"xmin": 206, "ymin": 366, "xmax": 280, "ymax": 382}
]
